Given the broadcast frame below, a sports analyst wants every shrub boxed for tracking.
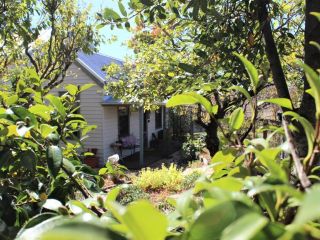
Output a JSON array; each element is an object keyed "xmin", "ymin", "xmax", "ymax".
[
  {"xmin": 133, "ymin": 164, "xmax": 184, "ymax": 192},
  {"xmin": 99, "ymin": 162, "xmax": 128, "ymax": 183},
  {"xmin": 182, "ymin": 132, "xmax": 206, "ymax": 160},
  {"xmin": 181, "ymin": 171, "xmax": 202, "ymax": 190},
  {"xmin": 116, "ymin": 185, "xmax": 149, "ymax": 205}
]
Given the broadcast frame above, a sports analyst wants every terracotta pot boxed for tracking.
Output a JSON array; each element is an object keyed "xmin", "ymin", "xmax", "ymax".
[{"xmin": 84, "ymin": 156, "xmax": 98, "ymax": 168}]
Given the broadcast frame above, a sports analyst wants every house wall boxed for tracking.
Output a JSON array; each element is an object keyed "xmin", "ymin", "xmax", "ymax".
[
  {"xmin": 50, "ymin": 63, "xmax": 105, "ymax": 161},
  {"xmin": 102, "ymin": 106, "xmax": 118, "ymax": 163}
]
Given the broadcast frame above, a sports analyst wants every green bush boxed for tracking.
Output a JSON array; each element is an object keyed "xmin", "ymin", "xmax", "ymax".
[
  {"xmin": 99, "ymin": 162, "xmax": 128, "ymax": 183},
  {"xmin": 181, "ymin": 171, "xmax": 202, "ymax": 190},
  {"xmin": 116, "ymin": 185, "xmax": 149, "ymax": 205},
  {"xmin": 182, "ymin": 132, "xmax": 206, "ymax": 160},
  {"xmin": 133, "ymin": 164, "xmax": 184, "ymax": 191}
]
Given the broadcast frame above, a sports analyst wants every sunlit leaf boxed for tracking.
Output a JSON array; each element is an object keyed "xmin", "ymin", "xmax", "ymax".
[
  {"xmin": 234, "ymin": 53, "xmax": 260, "ymax": 93},
  {"xmin": 229, "ymin": 107, "xmax": 244, "ymax": 131},
  {"xmin": 221, "ymin": 212, "xmax": 268, "ymax": 240},
  {"xmin": 122, "ymin": 201, "xmax": 168, "ymax": 240},
  {"xmin": 259, "ymin": 98, "xmax": 293, "ymax": 110}
]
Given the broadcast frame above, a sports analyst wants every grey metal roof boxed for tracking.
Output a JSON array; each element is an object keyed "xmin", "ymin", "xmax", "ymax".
[{"xmin": 76, "ymin": 52, "xmax": 123, "ymax": 85}]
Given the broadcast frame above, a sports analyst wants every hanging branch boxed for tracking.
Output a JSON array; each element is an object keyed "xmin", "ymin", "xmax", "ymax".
[{"xmin": 282, "ymin": 118, "xmax": 311, "ymax": 189}]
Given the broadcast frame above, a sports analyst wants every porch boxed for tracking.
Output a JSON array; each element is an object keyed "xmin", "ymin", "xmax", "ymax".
[
  {"xmin": 119, "ymin": 139, "xmax": 181, "ymax": 170},
  {"xmin": 102, "ymin": 96, "xmax": 166, "ymax": 168}
]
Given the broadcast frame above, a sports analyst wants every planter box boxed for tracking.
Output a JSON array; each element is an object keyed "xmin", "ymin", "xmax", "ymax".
[{"xmin": 84, "ymin": 156, "xmax": 99, "ymax": 168}]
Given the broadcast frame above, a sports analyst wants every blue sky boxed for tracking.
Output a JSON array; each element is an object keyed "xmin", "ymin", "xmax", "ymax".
[{"xmin": 86, "ymin": 0, "xmax": 133, "ymax": 60}]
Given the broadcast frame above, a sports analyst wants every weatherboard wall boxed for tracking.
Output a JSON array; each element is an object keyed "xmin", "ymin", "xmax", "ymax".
[{"xmin": 51, "ymin": 63, "xmax": 105, "ymax": 162}]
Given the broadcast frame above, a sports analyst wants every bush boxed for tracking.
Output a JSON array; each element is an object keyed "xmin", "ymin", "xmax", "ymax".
[
  {"xmin": 182, "ymin": 132, "xmax": 206, "ymax": 160},
  {"xmin": 116, "ymin": 185, "xmax": 149, "ymax": 205},
  {"xmin": 99, "ymin": 162, "xmax": 128, "ymax": 183},
  {"xmin": 181, "ymin": 171, "xmax": 202, "ymax": 190},
  {"xmin": 133, "ymin": 164, "xmax": 184, "ymax": 192}
]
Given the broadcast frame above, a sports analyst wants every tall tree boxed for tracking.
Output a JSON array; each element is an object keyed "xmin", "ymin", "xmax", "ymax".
[
  {"xmin": 101, "ymin": 0, "xmax": 303, "ymax": 155},
  {"xmin": 0, "ymin": 0, "xmax": 100, "ymax": 95}
]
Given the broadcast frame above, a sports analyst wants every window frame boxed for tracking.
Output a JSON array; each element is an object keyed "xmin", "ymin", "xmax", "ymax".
[{"xmin": 118, "ymin": 105, "xmax": 130, "ymax": 138}]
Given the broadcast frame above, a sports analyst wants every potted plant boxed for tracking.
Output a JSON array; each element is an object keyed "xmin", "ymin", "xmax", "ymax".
[{"xmin": 84, "ymin": 148, "xmax": 99, "ymax": 168}]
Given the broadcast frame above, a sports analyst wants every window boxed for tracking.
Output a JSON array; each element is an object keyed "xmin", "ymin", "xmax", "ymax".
[
  {"xmin": 118, "ymin": 106, "xmax": 130, "ymax": 137},
  {"xmin": 155, "ymin": 107, "xmax": 163, "ymax": 129}
]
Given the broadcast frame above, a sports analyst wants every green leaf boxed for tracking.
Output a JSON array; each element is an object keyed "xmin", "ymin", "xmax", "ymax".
[
  {"xmin": 62, "ymin": 158, "xmax": 75, "ymax": 173},
  {"xmin": 103, "ymin": 8, "xmax": 121, "ymax": 20},
  {"xmin": 293, "ymin": 185, "xmax": 320, "ymax": 227},
  {"xmin": 283, "ymin": 111, "xmax": 315, "ymax": 163},
  {"xmin": 11, "ymin": 106, "xmax": 38, "ymax": 127},
  {"xmin": 234, "ymin": 53, "xmax": 259, "ymax": 93},
  {"xmin": 258, "ymin": 192, "xmax": 277, "ymax": 222},
  {"xmin": 65, "ymin": 84, "xmax": 78, "ymax": 96},
  {"xmin": 139, "ymin": 0, "xmax": 154, "ymax": 7},
  {"xmin": 4, "ymin": 95, "xmax": 18, "ymax": 106},
  {"xmin": 16, "ymin": 216, "xmax": 66, "ymax": 240},
  {"xmin": 66, "ymin": 200, "xmax": 93, "ymax": 215},
  {"xmin": 166, "ymin": 92, "xmax": 212, "ymax": 114},
  {"xmin": 259, "ymin": 98, "xmax": 293, "ymax": 110},
  {"xmin": 211, "ymin": 150, "xmax": 236, "ymax": 164},
  {"xmin": 221, "ymin": 212, "xmax": 268, "ymax": 240},
  {"xmin": 212, "ymin": 105, "xmax": 219, "ymax": 115},
  {"xmin": 124, "ymin": 21, "xmax": 130, "ymax": 30},
  {"xmin": 29, "ymin": 104, "xmax": 52, "ymax": 121},
  {"xmin": 106, "ymin": 186, "xmax": 121, "ymax": 203},
  {"xmin": 20, "ymin": 149, "xmax": 37, "ymax": 171},
  {"xmin": 255, "ymin": 148, "xmax": 288, "ymax": 183},
  {"xmin": 299, "ymin": 62, "xmax": 320, "ymax": 118},
  {"xmin": 46, "ymin": 145, "xmax": 63, "ymax": 178},
  {"xmin": 118, "ymin": 1, "xmax": 127, "ymax": 16},
  {"xmin": 80, "ymin": 83, "xmax": 95, "ymax": 93},
  {"xmin": 35, "ymin": 222, "xmax": 125, "ymax": 240},
  {"xmin": 122, "ymin": 200, "xmax": 168, "ymax": 240},
  {"xmin": 22, "ymin": 213, "xmax": 57, "ymax": 230},
  {"xmin": 194, "ymin": 177, "xmax": 243, "ymax": 193},
  {"xmin": 40, "ymin": 124, "xmax": 57, "ymax": 138},
  {"xmin": 188, "ymin": 201, "xmax": 239, "ymax": 240},
  {"xmin": 46, "ymin": 95, "xmax": 66, "ymax": 119},
  {"xmin": 43, "ymin": 199, "xmax": 63, "ymax": 212},
  {"xmin": 310, "ymin": 41, "xmax": 320, "ymax": 53},
  {"xmin": 229, "ymin": 86, "xmax": 252, "ymax": 101},
  {"xmin": 310, "ymin": 12, "xmax": 320, "ymax": 22},
  {"xmin": 178, "ymin": 63, "xmax": 196, "ymax": 74},
  {"xmin": 247, "ymin": 184, "xmax": 303, "ymax": 201},
  {"xmin": 229, "ymin": 107, "xmax": 244, "ymax": 131},
  {"xmin": 175, "ymin": 190, "xmax": 196, "ymax": 219}
]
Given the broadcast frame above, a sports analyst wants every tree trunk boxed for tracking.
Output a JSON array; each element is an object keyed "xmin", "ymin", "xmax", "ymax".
[
  {"xmin": 255, "ymin": 0, "xmax": 292, "ymax": 106},
  {"xmin": 296, "ymin": 0, "xmax": 320, "ymax": 157},
  {"xmin": 205, "ymin": 118, "xmax": 220, "ymax": 156},
  {"xmin": 300, "ymin": 0, "xmax": 320, "ymax": 126}
]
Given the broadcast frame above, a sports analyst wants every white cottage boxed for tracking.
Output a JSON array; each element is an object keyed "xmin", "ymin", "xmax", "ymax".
[{"xmin": 52, "ymin": 52, "xmax": 165, "ymax": 166}]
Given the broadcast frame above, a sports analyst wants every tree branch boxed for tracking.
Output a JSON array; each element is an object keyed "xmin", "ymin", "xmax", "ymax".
[
  {"xmin": 255, "ymin": 0, "xmax": 292, "ymax": 111},
  {"xmin": 282, "ymin": 118, "xmax": 311, "ymax": 189}
]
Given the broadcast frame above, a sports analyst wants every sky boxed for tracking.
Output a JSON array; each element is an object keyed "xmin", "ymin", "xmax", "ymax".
[{"xmin": 85, "ymin": 0, "xmax": 133, "ymax": 60}]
